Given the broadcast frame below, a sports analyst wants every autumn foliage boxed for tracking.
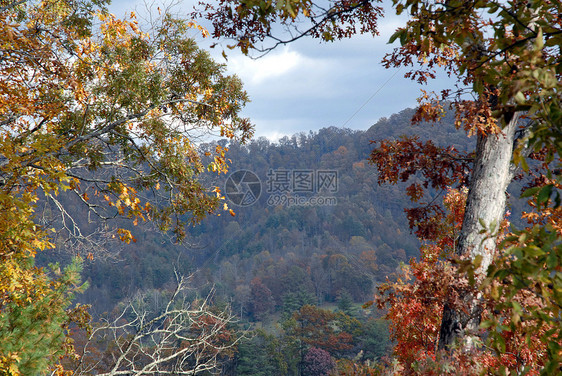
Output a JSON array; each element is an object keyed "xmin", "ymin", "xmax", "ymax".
[
  {"xmin": 371, "ymin": 183, "xmax": 559, "ymax": 375},
  {"xmin": 1, "ymin": 0, "xmax": 251, "ymax": 373},
  {"xmin": 291, "ymin": 305, "xmax": 359, "ymax": 355},
  {"xmin": 2, "ymin": 0, "xmax": 561, "ymax": 373},
  {"xmin": 371, "ymin": 189, "xmax": 460, "ymax": 372}
]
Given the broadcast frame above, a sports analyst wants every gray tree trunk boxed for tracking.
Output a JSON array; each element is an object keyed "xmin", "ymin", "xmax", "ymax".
[{"xmin": 438, "ymin": 113, "xmax": 520, "ymax": 350}]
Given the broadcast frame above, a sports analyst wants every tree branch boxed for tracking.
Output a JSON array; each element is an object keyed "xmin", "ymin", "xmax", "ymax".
[
  {"xmin": 73, "ymin": 277, "xmax": 243, "ymax": 376},
  {"xmin": 0, "ymin": 0, "xmax": 26, "ymax": 12}
]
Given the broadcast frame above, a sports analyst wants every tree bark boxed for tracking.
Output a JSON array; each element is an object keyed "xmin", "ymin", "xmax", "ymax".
[{"xmin": 438, "ymin": 114, "xmax": 520, "ymax": 350}]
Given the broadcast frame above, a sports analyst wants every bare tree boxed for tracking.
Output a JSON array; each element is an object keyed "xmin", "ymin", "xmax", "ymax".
[{"xmin": 71, "ymin": 275, "xmax": 242, "ymax": 375}]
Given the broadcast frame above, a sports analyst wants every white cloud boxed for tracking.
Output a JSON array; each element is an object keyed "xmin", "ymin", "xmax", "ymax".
[
  {"xmin": 228, "ymin": 48, "xmax": 305, "ymax": 86},
  {"xmin": 109, "ymin": 0, "xmax": 456, "ymax": 142},
  {"xmin": 246, "ymin": 115, "xmax": 321, "ymax": 140}
]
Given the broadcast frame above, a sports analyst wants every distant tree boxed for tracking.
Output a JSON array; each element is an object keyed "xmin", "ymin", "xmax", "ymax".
[
  {"xmin": 290, "ymin": 305, "xmax": 360, "ymax": 357},
  {"xmin": 356, "ymin": 319, "xmax": 391, "ymax": 362},
  {"xmin": 302, "ymin": 347, "xmax": 335, "ymax": 376},
  {"xmin": 282, "ymin": 290, "xmax": 317, "ymax": 318},
  {"xmin": 249, "ymin": 277, "xmax": 274, "ymax": 320},
  {"xmin": 359, "ymin": 250, "xmax": 378, "ymax": 275},
  {"xmin": 235, "ymin": 329, "xmax": 297, "ymax": 376},
  {"xmin": 336, "ymin": 289, "xmax": 355, "ymax": 316}
]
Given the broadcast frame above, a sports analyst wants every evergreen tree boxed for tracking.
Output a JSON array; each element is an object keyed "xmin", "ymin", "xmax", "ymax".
[
  {"xmin": 0, "ymin": 258, "xmax": 87, "ymax": 375},
  {"xmin": 336, "ymin": 289, "xmax": 355, "ymax": 316}
]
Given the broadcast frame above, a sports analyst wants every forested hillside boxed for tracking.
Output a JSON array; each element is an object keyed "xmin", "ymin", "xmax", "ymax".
[
  {"xmin": 34, "ymin": 104, "xmax": 541, "ymax": 375},
  {"xmin": 33, "ymin": 108, "xmax": 475, "ymax": 372},
  {"xmin": 37, "ymin": 108, "xmax": 464, "ymax": 314}
]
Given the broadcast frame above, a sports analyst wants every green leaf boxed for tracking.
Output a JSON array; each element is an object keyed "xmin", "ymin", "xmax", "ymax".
[
  {"xmin": 479, "ymin": 217, "xmax": 488, "ymax": 229},
  {"xmin": 480, "ymin": 319, "xmax": 494, "ymax": 329},
  {"xmin": 473, "ymin": 254, "xmax": 483, "ymax": 269},
  {"xmin": 511, "ymin": 300, "xmax": 523, "ymax": 314},
  {"xmin": 473, "ymin": 79, "xmax": 483, "ymax": 94},
  {"xmin": 489, "ymin": 219, "xmax": 497, "ymax": 233},
  {"xmin": 519, "ymin": 155, "xmax": 529, "ymax": 172},
  {"xmin": 514, "ymin": 91, "xmax": 526, "ymax": 104},
  {"xmin": 521, "ymin": 186, "xmax": 541, "ymax": 198},
  {"xmin": 487, "ymin": 3, "xmax": 499, "ymax": 13},
  {"xmin": 537, "ymin": 184, "xmax": 553, "ymax": 205},
  {"xmin": 495, "ymin": 334, "xmax": 506, "ymax": 353},
  {"xmin": 389, "ymin": 28, "xmax": 405, "ymax": 44},
  {"xmin": 399, "ymin": 31, "xmax": 408, "ymax": 46},
  {"xmin": 523, "ymin": 245, "xmax": 545, "ymax": 257},
  {"xmin": 546, "ymin": 252, "xmax": 558, "ymax": 269},
  {"xmin": 535, "ymin": 27, "xmax": 544, "ymax": 50}
]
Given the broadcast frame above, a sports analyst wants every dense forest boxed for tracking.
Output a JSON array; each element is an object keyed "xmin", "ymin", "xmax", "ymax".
[
  {"xmin": 2, "ymin": 0, "xmax": 561, "ymax": 375},
  {"xmin": 40, "ymin": 108, "xmax": 469, "ymax": 312},
  {"xmin": 37, "ymin": 107, "xmax": 525, "ymax": 374}
]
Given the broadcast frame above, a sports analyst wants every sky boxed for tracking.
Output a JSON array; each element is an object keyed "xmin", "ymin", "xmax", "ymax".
[{"xmin": 109, "ymin": 0, "xmax": 453, "ymax": 140}]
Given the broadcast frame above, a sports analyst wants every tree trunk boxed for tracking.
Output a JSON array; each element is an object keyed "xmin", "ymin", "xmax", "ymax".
[{"xmin": 438, "ymin": 114, "xmax": 520, "ymax": 350}]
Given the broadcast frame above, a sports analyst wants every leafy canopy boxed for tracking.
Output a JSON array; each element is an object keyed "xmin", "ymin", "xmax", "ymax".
[{"xmin": 0, "ymin": 0, "xmax": 252, "ymax": 373}]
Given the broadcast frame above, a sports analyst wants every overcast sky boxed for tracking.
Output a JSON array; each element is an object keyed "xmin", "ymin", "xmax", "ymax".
[{"xmin": 110, "ymin": 0, "xmax": 453, "ymax": 140}]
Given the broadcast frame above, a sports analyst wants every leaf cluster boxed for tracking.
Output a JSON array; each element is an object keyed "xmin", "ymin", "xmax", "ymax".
[
  {"xmin": 1, "ymin": 0, "xmax": 252, "ymax": 373},
  {"xmin": 192, "ymin": 0, "xmax": 382, "ymax": 56}
]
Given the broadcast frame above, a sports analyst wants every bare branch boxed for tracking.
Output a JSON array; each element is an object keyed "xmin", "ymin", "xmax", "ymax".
[
  {"xmin": 72, "ymin": 278, "xmax": 243, "ymax": 376},
  {"xmin": 253, "ymin": 0, "xmax": 377, "ymax": 58}
]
